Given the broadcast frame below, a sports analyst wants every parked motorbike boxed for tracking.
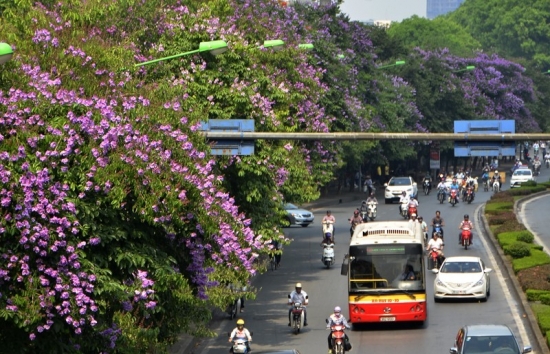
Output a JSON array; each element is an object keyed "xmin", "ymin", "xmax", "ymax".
[
  {"xmin": 449, "ymin": 189, "xmax": 458, "ymax": 207},
  {"xmin": 291, "ymin": 302, "xmax": 304, "ymax": 334},
  {"xmin": 460, "ymin": 229, "xmax": 472, "ymax": 250},
  {"xmin": 367, "ymin": 201, "xmax": 377, "ymax": 221},
  {"xmin": 228, "ymin": 332, "xmax": 252, "ymax": 354},
  {"xmin": 328, "ymin": 323, "xmax": 349, "ymax": 354},
  {"xmin": 437, "ymin": 187, "xmax": 446, "ymax": 204},
  {"xmin": 322, "ymin": 243, "xmax": 335, "ymax": 269},
  {"xmin": 322, "ymin": 221, "xmax": 334, "ymax": 244},
  {"xmin": 423, "ymin": 180, "xmax": 431, "ymax": 195}
]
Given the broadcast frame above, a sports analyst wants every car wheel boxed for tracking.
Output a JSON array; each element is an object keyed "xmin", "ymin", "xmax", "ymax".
[
  {"xmin": 434, "ymin": 296, "xmax": 440, "ymax": 303},
  {"xmin": 487, "ymin": 285, "xmax": 491, "ymax": 297},
  {"xmin": 301, "ymin": 224, "xmax": 308, "ymax": 228}
]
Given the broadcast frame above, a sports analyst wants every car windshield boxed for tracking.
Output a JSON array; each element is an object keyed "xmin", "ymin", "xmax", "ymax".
[
  {"xmin": 388, "ymin": 178, "xmax": 411, "ymax": 186},
  {"xmin": 463, "ymin": 335, "xmax": 520, "ymax": 354},
  {"xmin": 440, "ymin": 261, "xmax": 482, "ymax": 273},
  {"xmin": 513, "ymin": 170, "xmax": 532, "ymax": 176},
  {"xmin": 284, "ymin": 203, "xmax": 298, "ymax": 210}
]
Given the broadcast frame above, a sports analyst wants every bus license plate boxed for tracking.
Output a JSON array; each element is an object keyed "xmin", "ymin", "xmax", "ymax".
[{"xmin": 380, "ymin": 316, "xmax": 395, "ymax": 322}]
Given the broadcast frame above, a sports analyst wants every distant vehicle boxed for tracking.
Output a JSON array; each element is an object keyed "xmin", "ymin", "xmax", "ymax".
[
  {"xmin": 255, "ymin": 351, "xmax": 301, "ymax": 354},
  {"xmin": 341, "ymin": 221, "xmax": 427, "ymax": 324},
  {"xmin": 384, "ymin": 177, "xmax": 418, "ymax": 204},
  {"xmin": 433, "ymin": 256, "xmax": 491, "ymax": 302},
  {"xmin": 450, "ymin": 324, "xmax": 532, "ymax": 354},
  {"xmin": 283, "ymin": 203, "xmax": 314, "ymax": 227},
  {"xmin": 510, "ymin": 168, "xmax": 533, "ymax": 188}
]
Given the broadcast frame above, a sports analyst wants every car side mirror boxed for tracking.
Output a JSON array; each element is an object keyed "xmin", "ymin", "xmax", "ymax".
[
  {"xmin": 522, "ymin": 345, "xmax": 532, "ymax": 353},
  {"xmin": 450, "ymin": 348, "xmax": 458, "ymax": 354},
  {"xmin": 227, "ymin": 332, "xmax": 231, "ymax": 337},
  {"xmin": 325, "ymin": 319, "xmax": 329, "ymax": 324},
  {"xmin": 384, "ymin": 183, "xmax": 388, "ymax": 187},
  {"xmin": 484, "ymin": 268, "xmax": 492, "ymax": 273},
  {"xmin": 413, "ymin": 182, "xmax": 417, "ymax": 186}
]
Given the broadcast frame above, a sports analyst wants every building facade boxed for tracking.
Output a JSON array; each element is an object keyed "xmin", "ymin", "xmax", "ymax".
[{"xmin": 427, "ymin": 0, "xmax": 465, "ymax": 19}]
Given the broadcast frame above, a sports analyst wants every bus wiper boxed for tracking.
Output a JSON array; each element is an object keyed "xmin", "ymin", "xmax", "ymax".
[
  {"xmin": 354, "ymin": 292, "xmax": 383, "ymax": 301},
  {"xmin": 390, "ymin": 289, "xmax": 416, "ymax": 299}
]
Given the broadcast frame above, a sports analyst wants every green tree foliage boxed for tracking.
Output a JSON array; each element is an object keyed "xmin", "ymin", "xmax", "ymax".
[
  {"xmin": 388, "ymin": 15, "xmax": 481, "ymax": 57},
  {"xmin": 448, "ymin": 0, "xmax": 550, "ymax": 66}
]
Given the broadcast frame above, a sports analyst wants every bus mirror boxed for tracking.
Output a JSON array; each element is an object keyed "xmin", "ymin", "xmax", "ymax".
[{"xmin": 341, "ymin": 256, "xmax": 349, "ymax": 276}]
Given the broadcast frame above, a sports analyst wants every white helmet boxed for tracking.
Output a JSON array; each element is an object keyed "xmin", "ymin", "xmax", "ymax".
[{"xmin": 334, "ymin": 306, "xmax": 341, "ymax": 313}]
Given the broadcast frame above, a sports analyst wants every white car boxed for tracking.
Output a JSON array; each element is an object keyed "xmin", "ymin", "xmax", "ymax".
[
  {"xmin": 384, "ymin": 177, "xmax": 418, "ymax": 204},
  {"xmin": 433, "ymin": 256, "xmax": 491, "ymax": 302},
  {"xmin": 510, "ymin": 168, "xmax": 533, "ymax": 188}
]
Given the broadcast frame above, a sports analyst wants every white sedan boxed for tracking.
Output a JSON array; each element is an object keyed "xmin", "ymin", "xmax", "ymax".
[
  {"xmin": 384, "ymin": 176, "xmax": 418, "ymax": 203},
  {"xmin": 433, "ymin": 256, "xmax": 491, "ymax": 302}
]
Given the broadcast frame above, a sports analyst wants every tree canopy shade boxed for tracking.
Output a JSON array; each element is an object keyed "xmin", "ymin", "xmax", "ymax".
[
  {"xmin": 387, "ymin": 15, "xmax": 482, "ymax": 58},
  {"xmin": 448, "ymin": 0, "xmax": 550, "ymax": 66}
]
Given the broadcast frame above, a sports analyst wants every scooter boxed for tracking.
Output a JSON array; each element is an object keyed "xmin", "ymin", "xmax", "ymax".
[
  {"xmin": 433, "ymin": 223, "xmax": 444, "ymax": 240},
  {"xmin": 360, "ymin": 210, "xmax": 368, "ymax": 223},
  {"xmin": 437, "ymin": 187, "xmax": 446, "ymax": 204},
  {"xmin": 428, "ymin": 248, "xmax": 441, "ymax": 270},
  {"xmin": 400, "ymin": 201, "xmax": 408, "ymax": 219},
  {"xmin": 367, "ymin": 201, "xmax": 377, "ymax": 221},
  {"xmin": 493, "ymin": 180, "xmax": 500, "ymax": 193},
  {"xmin": 407, "ymin": 205, "xmax": 417, "ymax": 219},
  {"xmin": 449, "ymin": 189, "xmax": 458, "ymax": 207},
  {"xmin": 464, "ymin": 187, "xmax": 474, "ymax": 204},
  {"xmin": 322, "ymin": 221, "xmax": 334, "ymax": 244},
  {"xmin": 227, "ymin": 297, "xmax": 242, "ymax": 320},
  {"xmin": 291, "ymin": 302, "xmax": 304, "ymax": 335},
  {"xmin": 322, "ymin": 243, "xmax": 335, "ymax": 269},
  {"xmin": 423, "ymin": 180, "xmax": 431, "ymax": 195},
  {"xmin": 460, "ymin": 229, "xmax": 472, "ymax": 250},
  {"xmin": 546, "ymin": 156, "xmax": 550, "ymax": 169},
  {"xmin": 228, "ymin": 332, "xmax": 252, "ymax": 354}
]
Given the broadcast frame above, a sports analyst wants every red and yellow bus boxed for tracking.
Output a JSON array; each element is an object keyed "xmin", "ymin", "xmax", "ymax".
[{"xmin": 342, "ymin": 221, "xmax": 427, "ymax": 323}]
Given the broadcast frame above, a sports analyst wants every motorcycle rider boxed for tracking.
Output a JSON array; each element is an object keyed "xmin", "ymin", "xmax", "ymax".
[
  {"xmin": 322, "ymin": 210, "xmax": 336, "ymax": 241},
  {"xmin": 398, "ymin": 191, "xmax": 410, "ymax": 214},
  {"xmin": 492, "ymin": 170, "xmax": 502, "ymax": 190},
  {"xmin": 459, "ymin": 214, "xmax": 475, "ymax": 245},
  {"xmin": 288, "ymin": 283, "xmax": 308, "ymax": 327},
  {"xmin": 349, "ymin": 210, "xmax": 363, "ymax": 237},
  {"xmin": 363, "ymin": 175, "xmax": 374, "ymax": 195},
  {"xmin": 366, "ymin": 192, "xmax": 378, "ymax": 204},
  {"xmin": 358, "ymin": 200, "xmax": 369, "ymax": 221},
  {"xmin": 426, "ymin": 232, "xmax": 445, "ymax": 264},
  {"xmin": 408, "ymin": 196, "xmax": 419, "ymax": 218},
  {"xmin": 326, "ymin": 306, "xmax": 351, "ymax": 354},
  {"xmin": 533, "ymin": 156, "xmax": 542, "ymax": 175},
  {"xmin": 421, "ymin": 174, "xmax": 432, "ymax": 193},
  {"xmin": 449, "ymin": 178, "xmax": 460, "ymax": 203},
  {"xmin": 541, "ymin": 141, "xmax": 547, "ymax": 156},
  {"xmin": 436, "ymin": 178, "xmax": 448, "ymax": 200},
  {"xmin": 228, "ymin": 319, "xmax": 252, "ymax": 353},
  {"xmin": 430, "ymin": 210, "xmax": 445, "ymax": 239},
  {"xmin": 482, "ymin": 163, "xmax": 490, "ymax": 174},
  {"xmin": 533, "ymin": 141, "xmax": 540, "ymax": 156},
  {"xmin": 545, "ymin": 151, "xmax": 550, "ymax": 166}
]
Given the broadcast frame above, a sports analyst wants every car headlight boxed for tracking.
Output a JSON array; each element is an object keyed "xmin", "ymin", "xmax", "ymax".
[
  {"xmin": 473, "ymin": 279, "xmax": 484, "ymax": 287},
  {"xmin": 385, "ymin": 188, "xmax": 390, "ymax": 192},
  {"xmin": 436, "ymin": 280, "xmax": 446, "ymax": 287}
]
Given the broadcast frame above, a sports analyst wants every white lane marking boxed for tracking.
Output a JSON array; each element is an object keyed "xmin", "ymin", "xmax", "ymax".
[
  {"xmin": 475, "ymin": 204, "xmax": 530, "ymax": 347},
  {"xmin": 518, "ymin": 194, "xmax": 550, "ymax": 253}
]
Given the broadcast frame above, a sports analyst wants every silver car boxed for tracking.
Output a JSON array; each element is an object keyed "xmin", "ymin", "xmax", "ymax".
[
  {"xmin": 450, "ymin": 324, "xmax": 532, "ymax": 354},
  {"xmin": 283, "ymin": 203, "xmax": 314, "ymax": 227}
]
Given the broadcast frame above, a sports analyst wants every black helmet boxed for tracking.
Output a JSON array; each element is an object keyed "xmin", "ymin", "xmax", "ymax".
[
  {"xmin": 464, "ymin": 214, "xmax": 469, "ymax": 219},
  {"xmin": 326, "ymin": 210, "xmax": 331, "ymax": 214}
]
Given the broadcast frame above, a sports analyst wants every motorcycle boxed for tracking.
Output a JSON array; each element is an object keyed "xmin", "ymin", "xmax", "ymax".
[
  {"xmin": 546, "ymin": 157, "xmax": 550, "ymax": 169},
  {"xmin": 400, "ymin": 201, "xmax": 408, "ymax": 219},
  {"xmin": 437, "ymin": 187, "xmax": 446, "ymax": 204},
  {"xmin": 227, "ymin": 297, "xmax": 242, "ymax": 320},
  {"xmin": 533, "ymin": 163, "xmax": 541, "ymax": 176},
  {"xmin": 423, "ymin": 180, "xmax": 431, "ymax": 195},
  {"xmin": 367, "ymin": 201, "xmax": 377, "ymax": 221},
  {"xmin": 322, "ymin": 243, "xmax": 335, "ymax": 269},
  {"xmin": 359, "ymin": 210, "xmax": 368, "ymax": 223},
  {"xmin": 464, "ymin": 187, "xmax": 474, "ymax": 204},
  {"xmin": 460, "ymin": 229, "xmax": 472, "ymax": 250},
  {"xmin": 407, "ymin": 205, "xmax": 417, "ymax": 219},
  {"xmin": 291, "ymin": 302, "xmax": 304, "ymax": 334},
  {"xmin": 428, "ymin": 248, "xmax": 441, "ymax": 270},
  {"xmin": 482, "ymin": 177, "xmax": 489, "ymax": 192},
  {"xmin": 433, "ymin": 223, "xmax": 444, "ymax": 240},
  {"xmin": 328, "ymin": 322, "xmax": 349, "ymax": 354},
  {"xmin": 228, "ymin": 332, "xmax": 252, "ymax": 354},
  {"xmin": 449, "ymin": 189, "xmax": 458, "ymax": 207},
  {"xmin": 493, "ymin": 179, "xmax": 500, "ymax": 194},
  {"xmin": 322, "ymin": 221, "xmax": 334, "ymax": 244}
]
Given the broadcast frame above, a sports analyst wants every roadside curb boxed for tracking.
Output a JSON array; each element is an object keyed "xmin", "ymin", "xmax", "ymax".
[{"xmin": 480, "ymin": 193, "xmax": 550, "ymax": 354}]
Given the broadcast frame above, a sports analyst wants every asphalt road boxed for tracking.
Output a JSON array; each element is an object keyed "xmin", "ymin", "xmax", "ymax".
[{"xmin": 196, "ymin": 169, "xmax": 543, "ymax": 354}]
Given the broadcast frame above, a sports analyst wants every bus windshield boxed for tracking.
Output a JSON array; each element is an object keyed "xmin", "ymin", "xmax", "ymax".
[{"xmin": 349, "ymin": 244, "xmax": 424, "ymax": 292}]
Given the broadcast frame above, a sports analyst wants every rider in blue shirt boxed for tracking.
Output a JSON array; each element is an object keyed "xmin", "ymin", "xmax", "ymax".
[{"xmin": 449, "ymin": 178, "xmax": 460, "ymax": 203}]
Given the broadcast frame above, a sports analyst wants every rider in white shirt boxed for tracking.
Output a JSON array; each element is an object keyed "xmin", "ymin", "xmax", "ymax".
[
  {"xmin": 533, "ymin": 142, "xmax": 540, "ymax": 155},
  {"xmin": 228, "ymin": 319, "xmax": 252, "ymax": 352},
  {"xmin": 326, "ymin": 306, "xmax": 351, "ymax": 354},
  {"xmin": 398, "ymin": 191, "xmax": 410, "ymax": 214},
  {"xmin": 426, "ymin": 232, "xmax": 445, "ymax": 261},
  {"xmin": 288, "ymin": 283, "xmax": 308, "ymax": 327}
]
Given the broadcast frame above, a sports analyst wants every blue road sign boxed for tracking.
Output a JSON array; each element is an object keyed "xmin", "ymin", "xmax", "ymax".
[
  {"xmin": 454, "ymin": 120, "xmax": 515, "ymax": 157},
  {"xmin": 199, "ymin": 119, "xmax": 255, "ymax": 156}
]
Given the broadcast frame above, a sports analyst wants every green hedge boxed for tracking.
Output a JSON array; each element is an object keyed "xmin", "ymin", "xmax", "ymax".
[
  {"xmin": 513, "ymin": 249, "xmax": 550, "ymax": 273},
  {"xmin": 497, "ymin": 231, "xmax": 520, "ymax": 248},
  {"xmin": 507, "ymin": 186, "xmax": 547, "ymax": 195},
  {"xmin": 485, "ymin": 202, "xmax": 514, "ymax": 214},
  {"xmin": 504, "ymin": 242, "xmax": 531, "ymax": 258},
  {"xmin": 516, "ymin": 231, "xmax": 535, "ymax": 243},
  {"xmin": 526, "ymin": 289, "xmax": 550, "ymax": 301},
  {"xmin": 532, "ymin": 303, "xmax": 550, "ymax": 332}
]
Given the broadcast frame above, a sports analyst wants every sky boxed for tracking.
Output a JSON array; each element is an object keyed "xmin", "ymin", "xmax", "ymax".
[{"xmin": 339, "ymin": 0, "xmax": 426, "ymax": 22}]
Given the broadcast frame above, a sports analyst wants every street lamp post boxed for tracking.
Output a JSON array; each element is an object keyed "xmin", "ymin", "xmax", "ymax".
[
  {"xmin": 0, "ymin": 43, "xmax": 14, "ymax": 64},
  {"xmin": 134, "ymin": 40, "xmax": 228, "ymax": 67},
  {"xmin": 453, "ymin": 65, "xmax": 475, "ymax": 73},
  {"xmin": 377, "ymin": 60, "xmax": 405, "ymax": 69}
]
